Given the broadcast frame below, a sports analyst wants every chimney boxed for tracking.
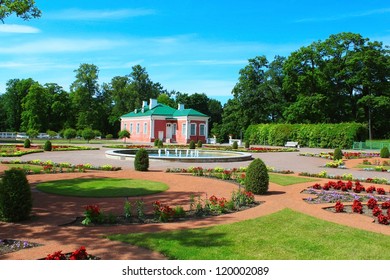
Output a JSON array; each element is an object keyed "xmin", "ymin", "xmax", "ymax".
[
  {"xmin": 149, "ymin": 98, "xmax": 158, "ymax": 109},
  {"xmin": 142, "ymin": 101, "xmax": 148, "ymax": 108},
  {"xmin": 178, "ymin": 103, "xmax": 185, "ymax": 110}
]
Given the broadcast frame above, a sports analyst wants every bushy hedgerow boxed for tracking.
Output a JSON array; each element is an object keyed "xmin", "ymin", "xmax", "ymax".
[
  {"xmin": 0, "ymin": 169, "xmax": 32, "ymax": 222},
  {"xmin": 380, "ymin": 147, "xmax": 390, "ymax": 158},
  {"xmin": 333, "ymin": 148, "xmax": 343, "ymax": 160},
  {"xmin": 44, "ymin": 140, "xmax": 52, "ymax": 151},
  {"xmin": 24, "ymin": 138, "xmax": 31, "ymax": 148},
  {"xmin": 134, "ymin": 148, "xmax": 149, "ymax": 171},
  {"xmin": 189, "ymin": 140, "xmax": 196, "ymax": 149},
  {"xmin": 245, "ymin": 122, "xmax": 367, "ymax": 148},
  {"xmin": 245, "ymin": 158, "xmax": 269, "ymax": 195}
]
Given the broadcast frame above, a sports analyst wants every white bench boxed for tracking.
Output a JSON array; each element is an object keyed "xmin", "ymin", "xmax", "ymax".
[{"xmin": 285, "ymin": 141, "xmax": 299, "ymax": 148}]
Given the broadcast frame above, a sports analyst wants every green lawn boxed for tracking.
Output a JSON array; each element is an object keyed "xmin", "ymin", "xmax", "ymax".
[
  {"xmin": 36, "ymin": 178, "xmax": 168, "ymax": 197},
  {"xmin": 269, "ymin": 173, "xmax": 317, "ymax": 186},
  {"xmin": 108, "ymin": 208, "xmax": 390, "ymax": 260}
]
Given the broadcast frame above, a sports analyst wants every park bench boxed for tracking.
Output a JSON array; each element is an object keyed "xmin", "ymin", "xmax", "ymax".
[{"xmin": 285, "ymin": 141, "xmax": 299, "ymax": 148}]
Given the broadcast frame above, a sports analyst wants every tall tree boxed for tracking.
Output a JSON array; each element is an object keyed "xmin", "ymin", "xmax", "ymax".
[
  {"xmin": 21, "ymin": 82, "xmax": 50, "ymax": 131},
  {"xmin": 0, "ymin": 0, "xmax": 41, "ymax": 22},
  {"xmin": 45, "ymin": 83, "xmax": 73, "ymax": 131},
  {"xmin": 2, "ymin": 78, "xmax": 35, "ymax": 131},
  {"xmin": 70, "ymin": 63, "xmax": 100, "ymax": 130}
]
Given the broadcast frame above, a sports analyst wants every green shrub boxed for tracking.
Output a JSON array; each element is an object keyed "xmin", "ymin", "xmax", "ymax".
[
  {"xmin": 197, "ymin": 140, "xmax": 203, "ymax": 148},
  {"xmin": 24, "ymin": 138, "xmax": 31, "ymax": 148},
  {"xmin": 44, "ymin": 140, "xmax": 52, "ymax": 151},
  {"xmin": 232, "ymin": 141, "xmax": 238, "ymax": 149},
  {"xmin": 380, "ymin": 147, "xmax": 390, "ymax": 158},
  {"xmin": 245, "ymin": 158, "xmax": 269, "ymax": 195},
  {"xmin": 105, "ymin": 134, "xmax": 113, "ymax": 139},
  {"xmin": 154, "ymin": 139, "xmax": 159, "ymax": 146},
  {"xmin": 189, "ymin": 140, "xmax": 196, "ymax": 149},
  {"xmin": 134, "ymin": 148, "xmax": 149, "ymax": 171},
  {"xmin": 245, "ymin": 141, "xmax": 250, "ymax": 149},
  {"xmin": 0, "ymin": 169, "xmax": 32, "ymax": 222},
  {"xmin": 333, "ymin": 148, "xmax": 343, "ymax": 160},
  {"xmin": 157, "ymin": 139, "xmax": 164, "ymax": 148}
]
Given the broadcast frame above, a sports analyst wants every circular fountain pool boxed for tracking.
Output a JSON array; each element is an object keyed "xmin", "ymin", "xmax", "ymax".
[{"xmin": 105, "ymin": 148, "xmax": 253, "ymax": 162}]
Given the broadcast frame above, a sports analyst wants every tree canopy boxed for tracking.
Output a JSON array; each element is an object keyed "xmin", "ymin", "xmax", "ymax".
[{"xmin": 0, "ymin": 0, "xmax": 41, "ymax": 22}]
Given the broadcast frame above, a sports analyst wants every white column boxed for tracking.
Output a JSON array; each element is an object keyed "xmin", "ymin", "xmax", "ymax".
[
  {"xmin": 205, "ymin": 119, "xmax": 209, "ymax": 140},
  {"xmin": 150, "ymin": 118, "xmax": 155, "ymax": 139}
]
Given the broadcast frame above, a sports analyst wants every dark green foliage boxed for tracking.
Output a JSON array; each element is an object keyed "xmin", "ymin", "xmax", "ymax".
[
  {"xmin": 44, "ymin": 140, "xmax": 52, "ymax": 151},
  {"xmin": 82, "ymin": 128, "xmax": 95, "ymax": 143},
  {"xmin": 232, "ymin": 141, "xmax": 238, "ymax": 149},
  {"xmin": 245, "ymin": 123, "xmax": 367, "ymax": 148},
  {"xmin": 154, "ymin": 139, "xmax": 159, "ymax": 146},
  {"xmin": 0, "ymin": 169, "xmax": 32, "ymax": 222},
  {"xmin": 245, "ymin": 141, "xmax": 250, "ymax": 149},
  {"xmin": 23, "ymin": 138, "xmax": 31, "ymax": 148},
  {"xmin": 380, "ymin": 147, "xmax": 390, "ymax": 158},
  {"xmin": 105, "ymin": 134, "xmax": 113, "ymax": 139},
  {"xmin": 333, "ymin": 148, "xmax": 343, "ymax": 160},
  {"xmin": 134, "ymin": 148, "xmax": 149, "ymax": 171},
  {"xmin": 197, "ymin": 140, "xmax": 203, "ymax": 148},
  {"xmin": 245, "ymin": 158, "xmax": 269, "ymax": 195},
  {"xmin": 189, "ymin": 140, "xmax": 196, "ymax": 149}
]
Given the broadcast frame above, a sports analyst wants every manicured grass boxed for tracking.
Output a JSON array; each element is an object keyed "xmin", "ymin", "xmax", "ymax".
[
  {"xmin": 269, "ymin": 173, "xmax": 317, "ymax": 186},
  {"xmin": 108, "ymin": 208, "xmax": 390, "ymax": 260},
  {"xmin": 6, "ymin": 164, "xmax": 43, "ymax": 173},
  {"xmin": 36, "ymin": 178, "xmax": 168, "ymax": 197}
]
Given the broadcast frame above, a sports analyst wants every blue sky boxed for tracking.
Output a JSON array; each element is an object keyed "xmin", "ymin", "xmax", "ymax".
[{"xmin": 0, "ymin": 0, "xmax": 389, "ymax": 104}]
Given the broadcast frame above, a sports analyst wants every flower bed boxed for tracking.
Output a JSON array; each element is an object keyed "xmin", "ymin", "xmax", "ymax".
[
  {"xmin": 42, "ymin": 246, "xmax": 99, "ymax": 260},
  {"xmin": 299, "ymin": 151, "xmax": 380, "ymax": 159},
  {"xmin": 0, "ymin": 159, "xmax": 121, "ymax": 174},
  {"xmin": 0, "ymin": 239, "xmax": 41, "ymax": 256},
  {"xmin": 63, "ymin": 190, "xmax": 260, "ymax": 226},
  {"xmin": 0, "ymin": 145, "xmax": 43, "ymax": 157},
  {"xmin": 298, "ymin": 170, "xmax": 390, "ymax": 185},
  {"xmin": 302, "ymin": 180, "xmax": 390, "ymax": 226}
]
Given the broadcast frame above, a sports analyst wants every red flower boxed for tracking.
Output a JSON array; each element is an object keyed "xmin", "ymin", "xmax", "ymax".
[
  {"xmin": 381, "ymin": 201, "xmax": 390, "ymax": 209},
  {"xmin": 367, "ymin": 198, "xmax": 377, "ymax": 209},
  {"xmin": 372, "ymin": 206, "xmax": 382, "ymax": 217},
  {"xmin": 335, "ymin": 201, "xmax": 344, "ymax": 213},
  {"xmin": 352, "ymin": 200, "xmax": 363, "ymax": 214},
  {"xmin": 366, "ymin": 186, "xmax": 376, "ymax": 193},
  {"xmin": 376, "ymin": 188, "xmax": 386, "ymax": 195},
  {"xmin": 377, "ymin": 214, "xmax": 389, "ymax": 225},
  {"xmin": 209, "ymin": 195, "xmax": 219, "ymax": 205}
]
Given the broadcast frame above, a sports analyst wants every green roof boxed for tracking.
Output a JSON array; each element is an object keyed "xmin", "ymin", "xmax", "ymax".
[{"xmin": 121, "ymin": 103, "xmax": 208, "ymax": 118}]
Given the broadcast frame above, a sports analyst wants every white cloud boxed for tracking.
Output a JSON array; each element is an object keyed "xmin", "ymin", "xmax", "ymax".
[
  {"xmin": 47, "ymin": 8, "xmax": 156, "ymax": 20},
  {"xmin": 295, "ymin": 8, "xmax": 390, "ymax": 23},
  {"xmin": 0, "ymin": 38, "xmax": 126, "ymax": 54},
  {"xmin": 0, "ymin": 24, "xmax": 40, "ymax": 33}
]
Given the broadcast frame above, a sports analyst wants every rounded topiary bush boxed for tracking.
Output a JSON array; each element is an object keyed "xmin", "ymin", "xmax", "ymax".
[
  {"xmin": 24, "ymin": 138, "xmax": 31, "ymax": 148},
  {"xmin": 245, "ymin": 158, "xmax": 269, "ymax": 195},
  {"xmin": 380, "ymin": 146, "xmax": 389, "ymax": 158},
  {"xmin": 333, "ymin": 148, "xmax": 343, "ymax": 160},
  {"xmin": 134, "ymin": 148, "xmax": 149, "ymax": 171},
  {"xmin": 189, "ymin": 140, "xmax": 196, "ymax": 149},
  {"xmin": 44, "ymin": 140, "xmax": 52, "ymax": 151},
  {"xmin": 245, "ymin": 141, "xmax": 250, "ymax": 149},
  {"xmin": 232, "ymin": 141, "xmax": 238, "ymax": 149},
  {"xmin": 0, "ymin": 168, "xmax": 32, "ymax": 222},
  {"xmin": 154, "ymin": 139, "xmax": 159, "ymax": 147},
  {"xmin": 197, "ymin": 140, "xmax": 203, "ymax": 148}
]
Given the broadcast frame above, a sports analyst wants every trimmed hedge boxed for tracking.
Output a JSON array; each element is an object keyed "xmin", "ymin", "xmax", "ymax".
[{"xmin": 245, "ymin": 123, "xmax": 367, "ymax": 149}]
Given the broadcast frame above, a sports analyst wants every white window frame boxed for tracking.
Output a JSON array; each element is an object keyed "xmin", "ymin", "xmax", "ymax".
[
  {"xmin": 136, "ymin": 123, "xmax": 140, "ymax": 134},
  {"xmin": 172, "ymin": 123, "xmax": 177, "ymax": 135},
  {"xmin": 130, "ymin": 123, "xmax": 133, "ymax": 133},
  {"xmin": 199, "ymin": 124, "xmax": 205, "ymax": 136},
  {"xmin": 190, "ymin": 123, "xmax": 196, "ymax": 136},
  {"xmin": 181, "ymin": 123, "xmax": 186, "ymax": 136},
  {"xmin": 143, "ymin": 122, "xmax": 147, "ymax": 134}
]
